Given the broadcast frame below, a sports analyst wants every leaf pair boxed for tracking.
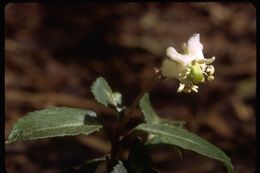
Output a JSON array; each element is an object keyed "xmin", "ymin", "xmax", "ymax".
[
  {"xmin": 5, "ymin": 77, "xmax": 124, "ymax": 173},
  {"xmin": 6, "ymin": 77, "xmax": 121, "ymax": 144},
  {"xmin": 135, "ymin": 93, "xmax": 233, "ymax": 173},
  {"xmin": 5, "ymin": 77, "xmax": 233, "ymax": 173}
]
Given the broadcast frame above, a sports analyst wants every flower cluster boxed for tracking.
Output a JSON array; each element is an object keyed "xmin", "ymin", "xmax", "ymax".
[{"xmin": 160, "ymin": 33, "xmax": 215, "ymax": 93}]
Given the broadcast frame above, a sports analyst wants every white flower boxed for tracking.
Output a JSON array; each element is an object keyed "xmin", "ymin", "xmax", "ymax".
[{"xmin": 160, "ymin": 33, "xmax": 215, "ymax": 93}]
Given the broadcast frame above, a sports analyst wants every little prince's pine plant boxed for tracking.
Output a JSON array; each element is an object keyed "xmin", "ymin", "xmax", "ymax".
[{"xmin": 6, "ymin": 34, "xmax": 233, "ymax": 173}]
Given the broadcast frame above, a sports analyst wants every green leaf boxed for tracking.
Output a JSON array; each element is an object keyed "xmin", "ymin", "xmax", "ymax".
[
  {"xmin": 135, "ymin": 123, "xmax": 233, "ymax": 173},
  {"xmin": 145, "ymin": 136, "xmax": 183, "ymax": 160},
  {"xmin": 91, "ymin": 77, "xmax": 122, "ymax": 109},
  {"xmin": 139, "ymin": 92, "xmax": 185, "ymax": 157},
  {"xmin": 139, "ymin": 93, "xmax": 160, "ymax": 124},
  {"xmin": 6, "ymin": 107, "xmax": 102, "ymax": 143},
  {"xmin": 159, "ymin": 119, "xmax": 185, "ymax": 128},
  {"xmin": 111, "ymin": 161, "xmax": 128, "ymax": 173},
  {"xmin": 139, "ymin": 93, "xmax": 185, "ymax": 127}
]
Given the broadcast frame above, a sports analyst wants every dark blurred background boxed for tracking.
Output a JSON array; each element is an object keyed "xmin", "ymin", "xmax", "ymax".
[{"xmin": 5, "ymin": 3, "xmax": 256, "ymax": 173}]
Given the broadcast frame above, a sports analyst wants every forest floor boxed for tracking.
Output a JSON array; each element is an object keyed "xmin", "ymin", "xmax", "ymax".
[{"xmin": 5, "ymin": 3, "xmax": 255, "ymax": 173}]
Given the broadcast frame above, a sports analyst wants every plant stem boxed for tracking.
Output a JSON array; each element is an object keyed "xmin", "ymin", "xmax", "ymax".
[
  {"xmin": 109, "ymin": 109, "xmax": 125, "ymax": 171},
  {"xmin": 119, "ymin": 69, "xmax": 163, "ymax": 134},
  {"xmin": 109, "ymin": 69, "xmax": 163, "ymax": 171}
]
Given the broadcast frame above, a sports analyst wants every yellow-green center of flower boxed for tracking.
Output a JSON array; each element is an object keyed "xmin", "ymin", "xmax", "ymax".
[
  {"xmin": 161, "ymin": 34, "xmax": 216, "ymax": 93},
  {"xmin": 177, "ymin": 59, "xmax": 215, "ymax": 93},
  {"xmin": 188, "ymin": 62, "xmax": 205, "ymax": 84}
]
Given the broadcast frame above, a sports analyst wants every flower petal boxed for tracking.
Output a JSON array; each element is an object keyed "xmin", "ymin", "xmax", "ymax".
[
  {"xmin": 166, "ymin": 47, "xmax": 193, "ymax": 66},
  {"xmin": 187, "ymin": 33, "xmax": 204, "ymax": 60},
  {"xmin": 161, "ymin": 58, "xmax": 184, "ymax": 79},
  {"xmin": 160, "ymin": 33, "xmax": 215, "ymax": 93}
]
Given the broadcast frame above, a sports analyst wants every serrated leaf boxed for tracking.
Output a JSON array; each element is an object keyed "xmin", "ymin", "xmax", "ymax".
[
  {"xmin": 111, "ymin": 161, "xmax": 128, "ymax": 173},
  {"xmin": 91, "ymin": 77, "xmax": 122, "ymax": 108},
  {"xmin": 136, "ymin": 123, "xmax": 233, "ymax": 173},
  {"xmin": 6, "ymin": 107, "xmax": 102, "ymax": 143}
]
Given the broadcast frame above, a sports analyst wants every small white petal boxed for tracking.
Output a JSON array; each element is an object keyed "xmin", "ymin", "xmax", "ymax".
[
  {"xmin": 187, "ymin": 33, "xmax": 204, "ymax": 60},
  {"xmin": 166, "ymin": 47, "xmax": 178, "ymax": 60},
  {"xmin": 161, "ymin": 58, "xmax": 185, "ymax": 79},
  {"xmin": 166, "ymin": 47, "xmax": 193, "ymax": 66}
]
